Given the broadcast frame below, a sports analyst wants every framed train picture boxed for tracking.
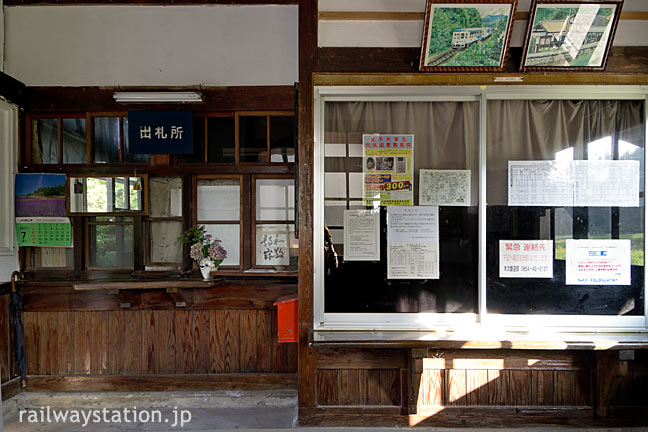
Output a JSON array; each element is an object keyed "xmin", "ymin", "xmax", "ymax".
[
  {"xmin": 419, "ymin": 0, "xmax": 518, "ymax": 71},
  {"xmin": 520, "ymin": 0, "xmax": 623, "ymax": 71}
]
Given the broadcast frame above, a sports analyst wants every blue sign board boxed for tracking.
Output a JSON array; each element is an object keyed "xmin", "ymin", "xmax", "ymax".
[{"xmin": 127, "ymin": 111, "xmax": 194, "ymax": 154}]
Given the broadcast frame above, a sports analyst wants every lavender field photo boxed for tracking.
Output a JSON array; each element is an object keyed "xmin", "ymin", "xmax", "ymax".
[{"xmin": 15, "ymin": 173, "xmax": 67, "ymax": 217}]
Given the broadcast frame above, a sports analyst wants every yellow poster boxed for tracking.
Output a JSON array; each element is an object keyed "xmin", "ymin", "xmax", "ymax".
[{"xmin": 363, "ymin": 134, "xmax": 414, "ymax": 206}]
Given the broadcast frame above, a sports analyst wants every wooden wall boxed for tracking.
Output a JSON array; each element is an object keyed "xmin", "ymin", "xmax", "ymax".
[
  {"xmin": 300, "ymin": 347, "xmax": 648, "ymax": 427},
  {"xmin": 22, "ymin": 309, "xmax": 297, "ymax": 377},
  {"xmin": 0, "ymin": 294, "xmax": 19, "ymax": 385},
  {"xmin": 11, "ymin": 280, "xmax": 298, "ymax": 392}
]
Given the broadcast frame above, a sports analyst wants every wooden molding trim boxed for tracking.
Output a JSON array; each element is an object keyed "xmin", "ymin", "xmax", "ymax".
[
  {"xmin": 25, "ymin": 374, "xmax": 297, "ymax": 392},
  {"xmin": 0, "ymin": 71, "xmax": 26, "ymax": 106},
  {"xmin": 314, "ymin": 73, "xmax": 648, "ymax": 86},
  {"xmin": 318, "ymin": 11, "xmax": 647, "ymax": 21},
  {"xmin": 5, "ymin": 0, "xmax": 297, "ymax": 5},
  {"xmin": 2, "ymin": 378, "xmax": 23, "ymax": 401},
  {"xmin": 298, "ymin": 406, "xmax": 645, "ymax": 427}
]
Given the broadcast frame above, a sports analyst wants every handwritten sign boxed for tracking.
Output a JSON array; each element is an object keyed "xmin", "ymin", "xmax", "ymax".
[{"xmin": 256, "ymin": 225, "xmax": 290, "ymax": 266}]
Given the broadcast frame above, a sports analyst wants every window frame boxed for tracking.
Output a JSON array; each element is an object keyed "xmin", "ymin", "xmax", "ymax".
[{"xmin": 313, "ymin": 85, "xmax": 648, "ymax": 333}]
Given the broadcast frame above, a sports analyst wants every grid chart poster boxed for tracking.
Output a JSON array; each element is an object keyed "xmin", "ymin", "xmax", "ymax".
[
  {"xmin": 387, "ymin": 206, "xmax": 439, "ymax": 279},
  {"xmin": 499, "ymin": 240, "xmax": 553, "ymax": 278},
  {"xmin": 363, "ymin": 134, "xmax": 414, "ymax": 206},
  {"xmin": 566, "ymin": 239, "xmax": 631, "ymax": 285},
  {"xmin": 15, "ymin": 173, "xmax": 71, "ymax": 247}
]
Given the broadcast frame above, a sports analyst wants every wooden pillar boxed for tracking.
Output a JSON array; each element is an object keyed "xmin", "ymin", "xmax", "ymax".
[{"xmin": 297, "ymin": 0, "xmax": 318, "ymax": 414}]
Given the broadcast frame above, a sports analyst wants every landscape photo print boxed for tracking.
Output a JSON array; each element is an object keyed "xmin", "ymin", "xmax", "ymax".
[
  {"xmin": 419, "ymin": 0, "xmax": 517, "ymax": 71},
  {"xmin": 521, "ymin": 0, "xmax": 623, "ymax": 71}
]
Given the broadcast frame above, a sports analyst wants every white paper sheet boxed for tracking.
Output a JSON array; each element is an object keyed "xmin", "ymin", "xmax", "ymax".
[
  {"xmin": 387, "ymin": 206, "xmax": 439, "ymax": 279},
  {"xmin": 508, "ymin": 160, "xmax": 573, "ymax": 206},
  {"xmin": 572, "ymin": 160, "xmax": 639, "ymax": 207},
  {"xmin": 387, "ymin": 206, "xmax": 438, "ymax": 243},
  {"xmin": 387, "ymin": 243, "xmax": 439, "ymax": 279},
  {"xmin": 343, "ymin": 210, "xmax": 380, "ymax": 261},
  {"xmin": 499, "ymin": 240, "xmax": 553, "ymax": 278},
  {"xmin": 255, "ymin": 225, "xmax": 290, "ymax": 266},
  {"xmin": 565, "ymin": 239, "xmax": 631, "ymax": 285},
  {"xmin": 508, "ymin": 160, "xmax": 640, "ymax": 207},
  {"xmin": 419, "ymin": 169, "xmax": 471, "ymax": 206}
]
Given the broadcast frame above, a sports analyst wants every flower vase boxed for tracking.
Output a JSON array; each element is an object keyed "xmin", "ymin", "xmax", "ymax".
[{"xmin": 199, "ymin": 259, "xmax": 216, "ymax": 280}]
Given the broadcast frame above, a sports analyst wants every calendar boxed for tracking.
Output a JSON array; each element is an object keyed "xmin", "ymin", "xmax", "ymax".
[{"xmin": 15, "ymin": 217, "xmax": 72, "ymax": 247}]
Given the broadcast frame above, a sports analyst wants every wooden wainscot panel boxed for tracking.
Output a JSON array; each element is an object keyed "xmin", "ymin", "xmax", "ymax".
[
  {"xmin": 412, "ymin": 349, "xmax": 595, "ymax": 417},
  {"xmin": 317, "ymin": 348, "xmax": 407, "ymax": 369},
  {"xmin": 317, "ymin": 368, "xmax": 403, "ymax": 407}
]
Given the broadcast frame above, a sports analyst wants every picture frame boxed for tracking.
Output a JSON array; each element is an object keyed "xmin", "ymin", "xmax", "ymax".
[
  {"xmin": 419, "ymin": 0, "xmax": 518, "ymax": 71},
  {"xmin": 520, "ymin": 0, "xmax": 624, "ymax": 71}
]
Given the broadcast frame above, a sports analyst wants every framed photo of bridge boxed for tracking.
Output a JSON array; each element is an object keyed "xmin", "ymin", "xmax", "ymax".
[
  {"xmin": 520, "ymin": 0, "xmax": 623, "ymax": 71},
  {"xmin": 419, "ymin": 0, "xmax": 518, "ymax": 71}
]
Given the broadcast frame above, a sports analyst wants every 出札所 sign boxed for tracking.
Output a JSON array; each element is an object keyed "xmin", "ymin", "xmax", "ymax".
[{"xmin": 128, "ymin": 111, "xmax": 193, "ymax": 154}]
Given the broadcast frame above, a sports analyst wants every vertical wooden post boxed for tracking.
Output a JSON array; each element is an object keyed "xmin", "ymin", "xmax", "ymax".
[
  {"xmin": 297, "ymin": 0, "xmax": 318, "ymax": 417},
  {"xmin": 596, "ymin": 351, "xmax": 628, "ymax": 417}
]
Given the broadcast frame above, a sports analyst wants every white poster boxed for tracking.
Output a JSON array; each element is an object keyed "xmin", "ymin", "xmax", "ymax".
[
  {"xmin": 566, "ymin": 239, "xmax": 631, "ymax": 285},
  {"xmin": 572, "ymin": 160, "xmax": 639, "ymax": 207},
  {"xmin": 344, "ymin": 210, "xmax": 380, "ymax": 261},
  {"xmin": 419, "ymin": 169, "xmax": 471, "ymax": 206},
  {"xmin": 499, "ymin": 240, "xmax": 553, "ymax": 278},
  {"xmin": 256, "ymin": 225, "xmax": 290, "ymax": 266},
  {"xmin": 387, "ymin": 206, "xmax": 439, "ymax": 279},
  {"xmin": 508, "ymin": 160, "xmax": 640, "ymax": 207},
  {"xmin": 508, "ymin": 160, "xmax": 573, "ymax": 206}
]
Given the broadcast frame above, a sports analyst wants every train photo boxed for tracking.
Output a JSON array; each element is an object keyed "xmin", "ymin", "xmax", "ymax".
[{"xmin": 451, "ymin": 27, "xmax": 493, "ymax": 49}]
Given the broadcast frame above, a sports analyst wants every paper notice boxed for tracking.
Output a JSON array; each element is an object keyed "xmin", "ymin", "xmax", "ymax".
[
  {"xmin": 572, "ymin": 160, "xmax": 639, "ymax": 207},
  {"xmin": 508, "ymin": 160, "xmax": 573, "ymax": 206},
  {"xmin": 566, "ymin": 239, "xmax": 631, "ymax": 285},
  {"xmin": 419, "ymin": 169, "xmax": 471, "ymax": 206},
  {"xmin": 344, "ymin": 210, "xmax": 380, "ymax": 261},
  {"xmin": 387, "ymin": 206, "xmax": 439, "ymax": 279},
  {"xmin": 499, "ymin": 240, "xmax": 553, "ymax": 278}
]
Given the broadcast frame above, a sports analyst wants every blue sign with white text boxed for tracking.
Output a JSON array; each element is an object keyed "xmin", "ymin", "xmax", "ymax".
[{"xmin": 128, "ymin": 111, "xmax": 194, "ymax": 154}]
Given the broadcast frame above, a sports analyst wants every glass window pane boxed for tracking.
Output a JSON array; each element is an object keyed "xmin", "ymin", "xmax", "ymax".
[
  {"xmin": 177, "ymin": 117, "xmax": 204, "ymax": 163},
  {"xmin": 486, "ymin": 99, "xmax": 645, "ymax": 316},
  {"xmin": 202, "ymin": 224, "xmax": 240, "ymax": 266},
  {"xmin": 207, "ymin": 117, "xmax": 235, "ymax": 163},
  {"xmin": 129, "ymin": 177, "xmax": 143, "ymax": 211},
  {"xmin": 32, "ymin": 119, "xmax": 58, "ymax": 164},
  {"xmin": 255, "ymin": 223, "xmax": 298, "ymax": 269},
  {"xmin": 150, "ymin": 221, "xmax": 183, "ymax": 264},
  {"xmin": 86, "ymin": 178, "xmax": 109, "ymax": 212},
  {"xmin": 256, "ymin": 179, "xmax": 294, "ymax": 221},
  {"xmin": 62, "ymin": 118, "xmax": 87, "ymax": 164},
  {"xmin": 115, "ymin": 178, "xmax": 127, "ymax": 210},
  {"xmin": 270, "ymin": 116, "xmax": 295, "ymax": 162},
  {"xmin": 323, "ymin": 100, "xmax": 479, "ymax": 314},
  {"xmin": 93, "ymin": 117, "xmax": 119, "ymax": 163},
  {"xmin": 89, "ymin": 222, "xmax": 133, "ymax": 267},
  {"xmin": 123, "ymin": 117, "xmax": 151, "ymax": 163},
  {"xmin": 197, "ymin": 179, "xmax": 240, "ymax": 221},
  {"xmin": 239, "ymin": 116, "xmax": 267, "ymax": 163},
  {"xmin": 150, "ymin": 176, "xmax": 183, "ymax": 217}
]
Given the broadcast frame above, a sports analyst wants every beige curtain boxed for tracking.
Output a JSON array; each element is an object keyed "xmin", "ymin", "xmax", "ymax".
[
  {"xmin": 487, "ymin": 100, "xmax": 645, "ymax": 205},
  {"xmin": 325, "ymin": 101, "xmax": 480, "ymax": 206}
]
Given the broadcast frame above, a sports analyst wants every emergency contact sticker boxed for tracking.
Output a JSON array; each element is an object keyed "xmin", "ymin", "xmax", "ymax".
[
  {"xmin": 566, "ymin": 239, "xmax": 631, "ymax": 285},
  {"xmin": 499, "ymin": 240, "xmax": 553, "ymax": 278}
]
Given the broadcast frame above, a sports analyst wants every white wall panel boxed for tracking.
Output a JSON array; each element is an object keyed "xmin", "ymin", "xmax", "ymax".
[
  {"xmin": 320, "ymin": 19, "xmax": 647, "ymax": 48},
  {"xmin": 320, "ymin": 0, "xmax": 645, "ymax": 13},
  {"xmin": 4, "ymin": 5, "xmax": 298, "ymax": 86}
]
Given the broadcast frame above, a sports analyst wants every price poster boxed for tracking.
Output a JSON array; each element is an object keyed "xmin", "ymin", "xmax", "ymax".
[
  {"xmin": 15, "ymin": 173, "xmax": 71, "ymax": 247},
  {"xmin": 363, "ymin": 134, "xmax": 414, "ymax": 206}
]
